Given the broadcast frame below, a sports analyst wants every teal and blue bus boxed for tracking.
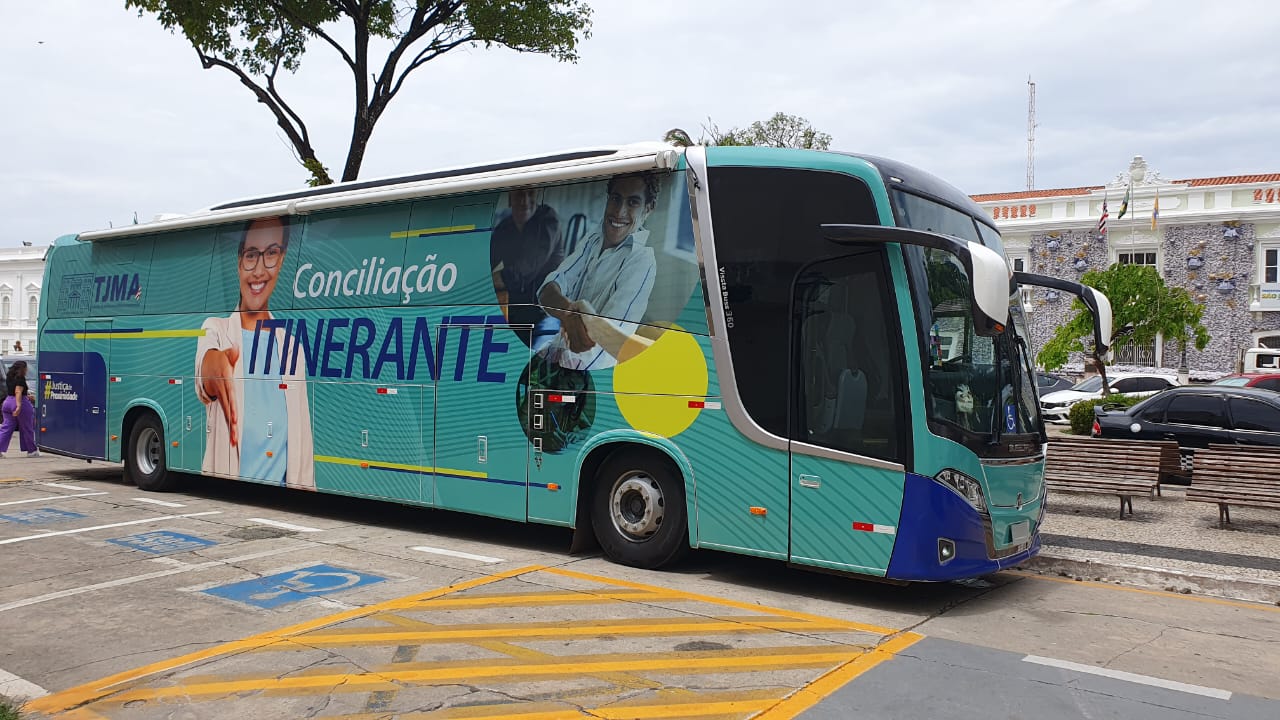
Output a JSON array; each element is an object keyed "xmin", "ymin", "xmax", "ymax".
[{"xmin": 38, "ymin": 144, "xmax": 1110, "ymax": 581}]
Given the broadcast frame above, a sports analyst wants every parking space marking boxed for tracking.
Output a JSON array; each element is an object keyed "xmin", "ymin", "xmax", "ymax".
[
  {"xmin": 247, "ymin": 517, "xmax": 322, "ymax": 532},
  {"xmin": 0, "ymin": 511, "xmax": 221, "ymax": 545},
  {"xmin": 1023, "ymin": 655, "xmax": 1232, "ymax": 699},
  {"xmin": 0, "ymin": 545, "xmax": 311, "ymax": 613},
  {"xmin": 43, "ymin": 483, "xmax": 93, "ymax": 491},
  {"xmin": 0, "ymin": 492, "xmax": 108, "ymax": 506},
  {"xmin": 29, "ymin": 565, "xmax": 922, "ymax": 719},
  {"xmin": 131, "ymin": 497, "xmax": 186, "ymax": 508},
  {"xmin": 410, "ymin": 545, "xmax": 504, "ymax": 563}
]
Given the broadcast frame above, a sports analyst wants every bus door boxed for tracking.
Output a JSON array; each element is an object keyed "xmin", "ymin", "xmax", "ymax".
[
  {"xmin": 43, "ymin": 320, "xmax": 111, "ymax": 458},
  {"xmin": 787, "ymin": 251, "xmax": 908, "ymax": 576},
  {"xmin": 433, "ymin": 324, "xmax": 531, "ymax": 521}
]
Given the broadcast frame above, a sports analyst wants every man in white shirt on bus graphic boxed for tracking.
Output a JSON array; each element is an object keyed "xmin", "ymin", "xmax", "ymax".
[{"xmin": 537, "ymin": 173, "xmax": 659, "ymax": 371}]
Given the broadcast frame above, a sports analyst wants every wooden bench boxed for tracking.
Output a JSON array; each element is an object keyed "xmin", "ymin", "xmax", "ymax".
[
  {"xmin": 1186, "ymin": 445, "xmax": 1280, "ymax": 525},
  {"xmin": 1044, "ymin": 437, "xmax": 1179, "ymax": 518}
]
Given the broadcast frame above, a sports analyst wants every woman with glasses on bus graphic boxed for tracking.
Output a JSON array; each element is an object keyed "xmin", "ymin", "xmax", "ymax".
[{"xmin": 195, "ymin": 216, "xmax": 315, "ymax": 487}]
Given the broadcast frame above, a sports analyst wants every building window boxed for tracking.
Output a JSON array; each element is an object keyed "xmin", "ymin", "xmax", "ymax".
[
  {"xmin": 27, "ymin": 296, "xmax": 37, "ymax": 322},
  {"xmin": 1263, "ymin": 246, "xmax": 1279, "ymax": 285},
  {"xmin": 1, "ymin": 296, "xmax": 9, "ymax": 322},
  {"xmin": 1118, "ymin": 251, "xmax": 1158, "ymax": 266}
]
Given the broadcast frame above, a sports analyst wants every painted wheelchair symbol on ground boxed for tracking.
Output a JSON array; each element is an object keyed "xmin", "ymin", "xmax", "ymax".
[
  {"xmin": 203, "ymin": 564, "xmax": 386, "ymax": 609},
  {"xmin": 29, "ymin": 565, "xmax": 921, "ymax": 719}
]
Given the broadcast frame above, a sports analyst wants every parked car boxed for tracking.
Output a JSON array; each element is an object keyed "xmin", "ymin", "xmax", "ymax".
[
  {"xmin": 1, "ymin": 354, "xmax": 38, "ymax": 408},
  {"xmin": 1036, "ymin": 372, "xmax": 1074, "ymax": 396},
  {"xmin": 1093, "ymin": 385, "xmax": 1280, "ymax": 451},
  {"xmin": 1040, "ymin": 372, "xmax": 1179, "ymax": 424},
  {"xmin": 1211, "ymin": 373, "xmax": 1280, "ymax": 392}
]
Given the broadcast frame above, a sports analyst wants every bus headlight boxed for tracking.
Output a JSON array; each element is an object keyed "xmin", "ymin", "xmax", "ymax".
[{"xmin": 934, "ymin": 469, "xmax": 987, "ymax": 513}]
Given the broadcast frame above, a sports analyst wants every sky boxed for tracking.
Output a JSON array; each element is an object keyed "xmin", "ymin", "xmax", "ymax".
[{"xmin": 3, "ymin": 0, "xmax": 1279, "ymax": 246}]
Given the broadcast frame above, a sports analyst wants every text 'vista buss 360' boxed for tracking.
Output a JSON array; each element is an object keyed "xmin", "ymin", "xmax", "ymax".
[{"xmin": 38, "ymin": 144, "xmax": 1111, "ymax": 581}]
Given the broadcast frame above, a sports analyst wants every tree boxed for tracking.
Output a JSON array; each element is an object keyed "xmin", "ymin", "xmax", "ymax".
[
  {"xmin": 1038, "ymin": 263, "xmax": 1211, "ymax": 391},
  {"xmin": 664, "ymin": 112, "xmax": 832, "ymax": 150},
  {"xmin": 127, "ymin": 1, "xmax": 593, "ymax": 185}
]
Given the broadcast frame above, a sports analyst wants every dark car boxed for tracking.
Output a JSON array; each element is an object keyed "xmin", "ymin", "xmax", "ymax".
[
  {"xmin": 1093, "ymin": 385, "xmax": 1280, "ymax": 451},
  {"xmin": 0, "ymin": 355, "xmax": 38, "ymax": 408},
  {"xmin": 1211, "ymin": 373, "xmax": 1280, "ymax": 392},
  {"xmin": 1036, "ymin": 372, "xmax": 1074, "ymax": 396}
]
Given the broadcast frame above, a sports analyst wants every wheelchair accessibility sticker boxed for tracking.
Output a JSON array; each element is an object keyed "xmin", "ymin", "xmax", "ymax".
[
  {"xmin": 203, "ymin": 565, "xmax": 385, "ymax": 609},
  {"xmin": 109, "ymin": 531, "xmax": 216, "ymax": 555}
]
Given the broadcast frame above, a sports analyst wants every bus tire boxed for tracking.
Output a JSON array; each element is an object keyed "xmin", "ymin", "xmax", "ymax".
[
  {"xmin": 126, "ymin": 414, "xmax": 178, "ymax": 492},
  {"xmin": 590, "ymin": 451, "xmax": 689, "ymax": 569}
]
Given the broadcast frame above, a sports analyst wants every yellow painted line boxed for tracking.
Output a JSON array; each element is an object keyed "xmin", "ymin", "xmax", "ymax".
[
  {"xmin": 400, "ymin": 589, "xmax": 688, "ymax": 610},
  {"xmin": 754, "ymin": 632, "xmax": 925, "ymax": 719},
  {"xmin": 391, "ymin": 224, "xmax": 477, "ymax": 239},
  {"xmin": 325, "ymin": 690, "xmax": 786, "ymax": 719},
  {"xmin": 1008, "ymin": 569, "xmax": 1280, "ymax": 613},
  {"xmin": 313, "ymin": 455, "xmax": 487, "ymax": 478},
  {"xmin": 92, "ymin": 647, "xmax": 864, "ymax": 704},
  {"xmin": 0, "ymin": 477, "xmax": 24, "ymax": 483},
  {"xmin": 73, "ymin": 330, "xmax": 206, "ymax": 339},
  {"xmin": 542, "ymin": 566, "xmax": 898, "ymax": 635},
  {"xmin": 274, "ymin": 616, "xmax": 869, "ymax": 648},
  {"xmin": 25, "ymin": 565, "xmax": 547, "ymax": 715}
]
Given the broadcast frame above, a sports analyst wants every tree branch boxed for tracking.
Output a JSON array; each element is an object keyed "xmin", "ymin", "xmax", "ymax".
[
  {"xmin": 264, "ymin": 0, "xmax": 356, "ymax": 70},
  {"xmin": 195, "ymin": 49, "xmax": 317, "ymax": 167}
]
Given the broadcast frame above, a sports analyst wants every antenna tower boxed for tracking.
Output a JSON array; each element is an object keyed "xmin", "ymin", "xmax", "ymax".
[{"xmin": 1026, "ymin": 76, "xmax": 1037, "ymax": 190}]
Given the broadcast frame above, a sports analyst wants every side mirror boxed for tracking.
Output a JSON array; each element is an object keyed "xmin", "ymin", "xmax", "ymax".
[
  {"xmin": 1013, "ymin": 271, "xmax": 1113, "ymax": 355},
  {"xmin": 822, "ymin": 224, "xmax": 1010, "ymax": 336}
]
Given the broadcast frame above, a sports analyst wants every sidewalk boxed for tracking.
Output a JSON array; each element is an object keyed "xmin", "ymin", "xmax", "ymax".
[{"xmin": 1027, "ymin": 429, "xmax": 1280, "ymax": 603}]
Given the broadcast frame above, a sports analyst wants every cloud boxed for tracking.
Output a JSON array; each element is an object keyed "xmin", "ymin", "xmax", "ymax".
[{"xmin": 3, "ymin": 0, "xmax": 1279, "ymax": 245}]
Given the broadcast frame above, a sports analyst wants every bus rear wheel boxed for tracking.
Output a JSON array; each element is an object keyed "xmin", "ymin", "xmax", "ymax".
[
  {"xmin": 590, "ymin": 452, "xmax": 688, "ymax": 569},
  {"xmin": 126, "ymin": 414, "xmax": 178, "ymax": 492}
]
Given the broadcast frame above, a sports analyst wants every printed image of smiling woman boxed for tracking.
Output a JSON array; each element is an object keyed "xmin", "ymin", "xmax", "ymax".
[{"xmin": 195, "ymin": 215, "xmax": 315, "ymax": 489}]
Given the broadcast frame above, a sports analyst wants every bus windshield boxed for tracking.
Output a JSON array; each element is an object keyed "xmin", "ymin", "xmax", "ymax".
[{"xmin": 919, "ymin": 248, "xmax": 1039, "ymax": 450}]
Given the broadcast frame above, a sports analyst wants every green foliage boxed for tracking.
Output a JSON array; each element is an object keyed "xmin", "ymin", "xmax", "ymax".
[
  {"xmin": 1038, "ymin": 263, "xmax": 1210, "ymax": 371},
  {"xmin": 302, "ymin": 157, "xmax": 331, "ymax": 187},
  {"xmin": 126, "ymin": 1, "xmax": 593, "ymax": 182},
  {"xmin": 0, "ymin": 694, "xmax": 23, "ymax": 720},
  {"xmin": 1066, "ymin": 394, "xmax": 1144, "ymax": 435},
  {"xmin": 668, "ymin": 113, "xmax": 833, "ymax": 149}
]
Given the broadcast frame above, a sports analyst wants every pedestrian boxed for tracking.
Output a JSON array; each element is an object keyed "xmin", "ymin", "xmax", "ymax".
[{"xmin": 0, "ymin": 360, "xmax": 38, "ymax": 457}]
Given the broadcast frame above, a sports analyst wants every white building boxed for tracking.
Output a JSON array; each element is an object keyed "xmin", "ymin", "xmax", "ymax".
[
  {"xmin": 973, "ymin": 156, "xmax": 1280, "ymax": 375},
  {"xmin": 0, "ymin": 245, "xmax": 48, "ymax": 355}
]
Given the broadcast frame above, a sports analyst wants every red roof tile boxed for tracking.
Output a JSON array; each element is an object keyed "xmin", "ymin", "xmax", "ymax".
[
  {"xmin": 1176, "ymin": 173, "xmax": 1280, "ymax": 186},
  {"xmin": 971, "ymin": 186, "xmax": 1101, "ymax": 202},
  {"xmin": 971, "ymin": 173, "xmax": 1280, "ymax": 202}
]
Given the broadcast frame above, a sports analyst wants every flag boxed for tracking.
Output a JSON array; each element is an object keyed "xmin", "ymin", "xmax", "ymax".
[
  {"xmin": 1117, "ymin": 183, "xmax": 1131, "ymax": 219},
  {"xmin": 1096, "ymin": 194, "xmax": 1109, "ymax": 236},
  {"xmin": 1151, "ymin": 190, "xmax": 1160, "ymax": 231}
]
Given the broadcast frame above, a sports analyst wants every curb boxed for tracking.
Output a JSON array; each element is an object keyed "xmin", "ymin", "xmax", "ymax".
[{"xmin": 1023, "ymin": 551, "xmax": 1280, "ymax": 606}]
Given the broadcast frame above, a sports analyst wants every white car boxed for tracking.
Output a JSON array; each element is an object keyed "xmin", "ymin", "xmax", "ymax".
[{"xmin": 1039, "ymin": 372, "xmax": 1180, "ymax": 424}]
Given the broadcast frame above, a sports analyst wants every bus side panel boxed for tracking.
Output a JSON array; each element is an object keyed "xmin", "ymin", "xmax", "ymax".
[{"xmin": 38, "ymin": 347, "xmax": 106, "ymax": 459}]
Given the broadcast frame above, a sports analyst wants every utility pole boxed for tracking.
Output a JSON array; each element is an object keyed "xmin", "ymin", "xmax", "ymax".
[{"xmin": 1026, "ymin": 76, "xmax": 1037, "ymax": 191}]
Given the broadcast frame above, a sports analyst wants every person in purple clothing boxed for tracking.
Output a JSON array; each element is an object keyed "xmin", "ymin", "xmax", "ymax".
[{"xmin": 0, "ymin": 360, "xmax": 38, "ymax": 457}]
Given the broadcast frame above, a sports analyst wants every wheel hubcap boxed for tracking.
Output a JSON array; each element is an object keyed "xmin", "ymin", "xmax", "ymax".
[
  {"xmin": 137, "ymin": 427, "xmax": 161, "ymax": 476},
  {"xmin": 609, "ymin": 472, "xmax": 664, "ymax": 542}
]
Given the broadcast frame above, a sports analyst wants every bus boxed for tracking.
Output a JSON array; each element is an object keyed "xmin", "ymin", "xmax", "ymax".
[{"xmin": 38, "ymin": 144, "xmax": 1111, "ymax": 581}]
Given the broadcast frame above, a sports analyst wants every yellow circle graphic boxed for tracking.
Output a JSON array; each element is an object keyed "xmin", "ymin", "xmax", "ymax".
[{"xmin": 612, "ymin": 326, "xmax": 709, "ymax": 437}]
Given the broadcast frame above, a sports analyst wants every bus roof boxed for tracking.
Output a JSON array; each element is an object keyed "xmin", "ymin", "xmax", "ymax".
[{"xmin": 77, "ymin": 143, "xmax": 682, "ymax": 242}]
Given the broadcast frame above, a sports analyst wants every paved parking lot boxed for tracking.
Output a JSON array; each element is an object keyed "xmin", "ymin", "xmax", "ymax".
[
  {"xmin": 4, "ymin": 456, "xmax": 1280, "ymax": 719},
  {"xmin": 29, "ymin": 565, "xmax": 919, "ymax": 719}
]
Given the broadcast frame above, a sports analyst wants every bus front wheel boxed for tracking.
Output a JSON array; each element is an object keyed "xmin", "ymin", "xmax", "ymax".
[
  {"xmin": 590, "ymin": 452, "xmax": 688, "ymax": 569},
  {"xmin": 126, "ymin": 414, "xmax": 177, "ymax": 492}
]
